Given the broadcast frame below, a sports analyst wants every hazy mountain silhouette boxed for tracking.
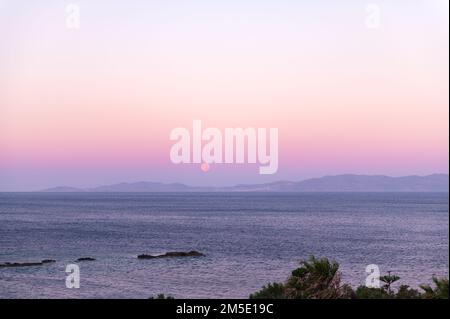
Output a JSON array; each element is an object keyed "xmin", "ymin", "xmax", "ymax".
[
  {"xmin": 42, "ymin": 186, "xmax": 85, "ymax": 192},
  {"xmin": 41, "ymin": 174, "xmax": 449, "ymax": 192}
]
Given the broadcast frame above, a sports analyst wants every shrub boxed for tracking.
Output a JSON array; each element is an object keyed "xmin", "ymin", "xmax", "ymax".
[
  {"xmin": 420, "ymin": 277, "xmax": 449, "ymax": 299},
  {"xmin": 149, "ymin": 293, "xmax": 174, "ymax": 299},
  {"xmin": 251, "ymin": 256, "xmax": 352, "ymax": 299},
  {"xmin": 354, "ymin": 286, "xmax": 392, "ymax": 299},
  {"xmin": 250, "ymin": 282, "xmax": 286, "ymax": 299},
  {"xmin": 250, "ymin": 256, "xmax": 448, "ymax": 299},
  {"xmin": 395, "ymin": 285, "xmax": 420, "ymax": 299}
]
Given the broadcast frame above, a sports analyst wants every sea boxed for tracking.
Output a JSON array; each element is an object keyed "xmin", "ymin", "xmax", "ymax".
[{"xmin": 0, "ymin": 192, "xmax": 448, "ymax": 299}]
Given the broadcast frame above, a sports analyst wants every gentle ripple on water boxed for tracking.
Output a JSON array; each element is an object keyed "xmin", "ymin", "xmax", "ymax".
[{"xmin": 0, "ymin": 192, "xmax": 448, "ymax": 298}]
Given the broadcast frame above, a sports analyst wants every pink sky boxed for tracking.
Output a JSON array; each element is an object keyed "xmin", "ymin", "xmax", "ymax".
[{"xmin": 0, "ymin": 0, "xmax": 448, "ymax": 190}]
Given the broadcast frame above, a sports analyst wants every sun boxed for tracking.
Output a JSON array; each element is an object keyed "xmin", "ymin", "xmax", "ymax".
[{"xmin": 200, "ymin": 162, "xmax": 210, "ymax": 172}]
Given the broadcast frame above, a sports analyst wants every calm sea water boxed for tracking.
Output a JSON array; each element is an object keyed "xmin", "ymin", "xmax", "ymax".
[{"xmin": 0, "ymin": 192, "xmax": 448, "ymax": 299}]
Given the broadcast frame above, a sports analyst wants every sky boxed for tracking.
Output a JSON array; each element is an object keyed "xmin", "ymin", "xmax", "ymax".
[{"xmin": 0, "ymin": 0, "xmax": 448, "ymax": 191}]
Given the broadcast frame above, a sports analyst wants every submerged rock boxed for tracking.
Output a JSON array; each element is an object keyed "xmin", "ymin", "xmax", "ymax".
[
  {"xmin": 137, "ymin": 254, "xmax": 156, "ymax": 259},
  {"xmin": 76, "ymin": 257, "xmax": 96, "ymax": 262},
  {"xmin": 163, "ymin": 251, "xmax": 204, "ymax": 257},
  {"xmin": 0, "ymin": 259, "xmax": 57, "ymax": 268},
  {"xmin": 138, "ymin": 251, "xmax": 204, "ymax": 259}
]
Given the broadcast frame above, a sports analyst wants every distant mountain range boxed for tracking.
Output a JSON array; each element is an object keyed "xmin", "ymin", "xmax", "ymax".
[{"xmin": 42, "ymin": 174, "xmax": 449, "ymax": 192}]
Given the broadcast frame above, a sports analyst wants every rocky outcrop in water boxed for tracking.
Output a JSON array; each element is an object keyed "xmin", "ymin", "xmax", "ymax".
[
  {"xmin": 138, "ymin": 251, "xmax": 204, "ymax": 259},
  {"xmin": 0, "ymin": 259, "xmax": 56, "ymax": 268},
  {"xmin": 76, "ymin": 257, "xmax": 96, "ymax": 262}
]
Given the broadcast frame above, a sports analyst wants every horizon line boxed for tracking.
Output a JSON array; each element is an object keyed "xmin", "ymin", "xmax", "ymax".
[{"xmin": 2, "ymin": 172, "xmax": 448, "ymax": 193}]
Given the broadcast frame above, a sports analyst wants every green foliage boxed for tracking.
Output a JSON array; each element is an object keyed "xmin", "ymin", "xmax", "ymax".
[
  {"xmin": 340, "ymin": 284, "xmax": 356, "ymax": 299},
  {"xmin": 355, "ymin": 286, "xmax": 392, "ymax": 299},
  {"xmin": 420, "ymin": 277, "xmax": 449, "ymax": 299},
  {"xmin": 251, "ymin": 256, "xmax": 352, "ymax": 299},
  {"xmin": 395, "ymin": 285, "xmax": 420, "ymax": 299},
  {"xmin": 250, "ymin": 256, "xmax": 448, "ymax": 300},
  {"xmin": 250, "ymin": 282, "xmax": 286, "ymax": 299},
  {"xmin": 285, "ymin": 256, "xmax": 350, "ymax": 299},
  {"xmin": 354, "ymin": 284, "xmax": 420, "ymax": 299},
  {"xmin": 380, "ymin": 271, "xmax": 401, "ymax": 293},
  {"xmin": 149, "ymin": 293, "xmax": 175, "ymax": 299}
]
